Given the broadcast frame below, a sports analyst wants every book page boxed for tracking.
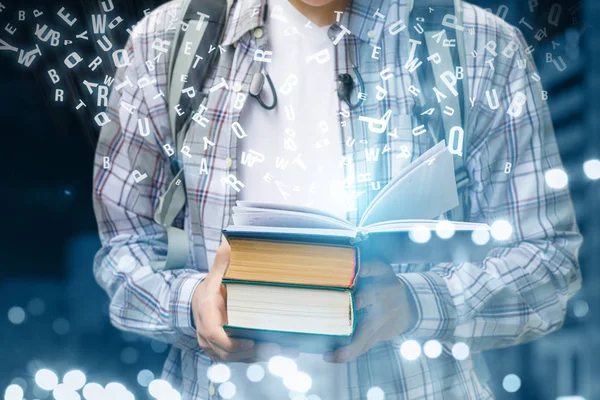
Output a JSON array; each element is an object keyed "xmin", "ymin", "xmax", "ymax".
[
  {"xmin": 236, "ymin": 201, "xmax": 349, "ymax": 223},
  {"xmin": 359, "ymin": 141, "xmax": 460, "ymax": 227},
  {"xmin": 225, "ymin": 225, "xmax": 358, "ymax": 238},
  {"xmin": 363, "ymin": 220, "xmax": 490, "ymax": 233},
  {"xmin": 232, "ymin": 209, "xmax": 356, "ymax": 230}
]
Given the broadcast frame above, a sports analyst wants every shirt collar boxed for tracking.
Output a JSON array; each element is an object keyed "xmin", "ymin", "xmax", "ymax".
[{"xmin": 221, "ymin": 0, "xmax": 397, "ymax": 46}]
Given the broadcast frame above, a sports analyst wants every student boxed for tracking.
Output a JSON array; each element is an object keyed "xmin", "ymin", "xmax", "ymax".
[{"xmin": 93, "ymin": 0, "xmax": 582, "ymax": 398}]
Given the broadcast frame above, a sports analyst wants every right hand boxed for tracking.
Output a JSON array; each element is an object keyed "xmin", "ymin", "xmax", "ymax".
[{"xmin": 192, "ymin": 240, "xmax": 299, "ymax": 363}]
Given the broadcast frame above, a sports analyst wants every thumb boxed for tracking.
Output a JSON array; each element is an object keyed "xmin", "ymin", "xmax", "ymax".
[{"xmin": 212, "ymin": 241, "xmax": 231, "ymax": 277}]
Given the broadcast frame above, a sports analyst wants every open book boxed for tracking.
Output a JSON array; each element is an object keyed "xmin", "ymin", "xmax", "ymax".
[
  {"xmin": 224, "ymin": 140, "xmax": 493, "ymax": 264},
  {"xmin": 221, "ymin": 141, "xmax": 493, "ymax": 352}
]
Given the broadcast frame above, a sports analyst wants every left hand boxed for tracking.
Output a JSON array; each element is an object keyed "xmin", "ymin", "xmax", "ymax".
[{"xmin": 323, "ymin": 257, "xmax": 415, "ymax": 363}]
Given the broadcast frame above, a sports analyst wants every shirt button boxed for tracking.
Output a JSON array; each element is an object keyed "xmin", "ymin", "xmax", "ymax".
[
  {"xmin": 367, "ymin": 30, "xmax": 376, "ymax": 39},
  {"xmin": 232, "ymin": 82, "xmax": 242, "ymax": 92},
  {"xmin": 225, "ymin": 157, "xmax": 233, "ymax": 168},
  {"xmin": 208, "ymin": 383, "xmax": 216, "ymax": 396},
  {"xmin": 253, "ymin": 27, "xmax": 264, "ymax": 38}
]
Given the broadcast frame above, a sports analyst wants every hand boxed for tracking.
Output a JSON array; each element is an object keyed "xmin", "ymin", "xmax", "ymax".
[
  {"xmin": 192, "ymin": 240, "xmax": 299, "ymax": 363},
  {"xmin": 323, "ymin": 258, "xmax": 414, "ymax": 363}
]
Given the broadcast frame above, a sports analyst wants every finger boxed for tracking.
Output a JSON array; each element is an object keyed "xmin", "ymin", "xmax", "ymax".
[
  {"xmin": 197, "ymin": 334, "xmax": 220, "ymax": 361},
  {"xmin": 324, "ymin": 314, "xmax": 383, "ymax": 363},
  {"xmin": 211, "ymin": 241, "xmax": 231, "ymax": 278},
  {"xmin": 201, "ymin": 297, "xmax": 254, "ymax": 353}
]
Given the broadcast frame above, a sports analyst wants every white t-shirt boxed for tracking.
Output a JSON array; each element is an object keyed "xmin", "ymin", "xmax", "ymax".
[
  {"xmin": 232, "ymin": 0, "xmax": 349, "ymax": 398},
  {"xmin": 236, "ymin": 0, "xmax": 347, "ymax": 220}
]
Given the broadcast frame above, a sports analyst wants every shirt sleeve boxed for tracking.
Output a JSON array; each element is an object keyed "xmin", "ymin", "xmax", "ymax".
[
  {"xmin": 92, "ymin": 35, "xmax": 206, "ymax": 353},
  {"xmin": 397, "ymin": 27, "xmax": 583, "ymax": 353}
]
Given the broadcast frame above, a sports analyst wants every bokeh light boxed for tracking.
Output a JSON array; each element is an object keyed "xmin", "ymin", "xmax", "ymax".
[
  {"xmin": 502, "ymin": 374, "xmax": 522, "ymax": 393},
  {"xmin": 490, "ymin": 220, "xmax": 513, "ymax": 241},
  {"xmin": 545, "ymin": 168, "xmax": 569, "ymax": 189},
  {"xmin": 82, "ymin": 383, "xmax": 104, "ymax": 400},
  {"xmin": 366, "ymin": 386, "xmax": 385, "ymax": 400},
  {"xmin": 246, "ymin": 364, "xmax": 265, "ymax": 383},
  {"xmin": 35, "ymin": 369, "xmax": 59, "ymax": 391},
  {"xmin": 283, "ymin": 371, "xmax": 312, "ymax": 393},
  {"xmin": 63, "ymin": 370, "xmax": 86, "ymax": 391},
  {"xmin": 408, "ymin": 226, "xmax": 431, "ymax": 244},
  {"xmin": 435, "ymin": 220, "xmax": 455, "ymax": 239},
  {"xmin": 451, "ymin": 342, "xmax": 470, "ymax": 361},
  {"xmin": 148, "ymin": 379, "xmax": 171, "ymax": 399},
  {"xmin": 7, "ymin": 306, "xmax": 26, "ymax": 325},
  {"xmin": 400, "ymin": 340, "xmax": 421, "ymax": 360},
  {"xmin": 137, "ymin": 369, "xmax": 155, "ymax": 387},
  {"xmin": 583, "ymin": 159, "xmax": 600, "ymax": 180},
  {"xmin": 471, "ymin": 228, "xmax": 491, "ymax": 245},
  {"xmin": 268, "ymin": 356, "xmax": 298, "ymax": 378},
  {"xmin": 4, "ymin": 384, "xmax": 24, "ymax": 400},
  {"xmin": 207, "ymin": 364, "xmax": 231, "ymax": 384},
  {"xmin": 423, "ymin": 340, "xmax": 443, "ymax": 359},
  {"xmin": 218, "ymin": 382, "xmax": 237, "ymax": 399}
]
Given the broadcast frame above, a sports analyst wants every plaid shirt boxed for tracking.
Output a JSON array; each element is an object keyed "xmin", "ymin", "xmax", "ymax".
[{"xmin": 93, "ymin": 0, "xmax": 582, "ymax": 398}]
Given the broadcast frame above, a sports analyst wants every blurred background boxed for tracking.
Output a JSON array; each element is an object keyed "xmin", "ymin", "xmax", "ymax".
[{"xmin": 0, "ymin": 0, "xmax": 598, "ymax": 399}]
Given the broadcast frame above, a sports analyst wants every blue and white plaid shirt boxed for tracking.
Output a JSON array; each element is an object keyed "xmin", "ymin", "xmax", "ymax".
[{"xmin": 93, "ymin": 0, "xmax": 582, "ymax": 398}]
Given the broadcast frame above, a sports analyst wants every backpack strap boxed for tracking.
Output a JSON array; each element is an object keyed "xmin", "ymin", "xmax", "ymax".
[
  {"xmin": 409, "ymin": 0, "xmax": 471, "ymax": 222},
  {"xmin": 151, "ymin": 0, "xmax": 230, "ymax": 271}
]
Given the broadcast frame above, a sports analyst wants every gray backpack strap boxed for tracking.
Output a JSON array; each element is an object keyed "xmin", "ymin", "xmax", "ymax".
[
  {"xmin": 409, "ymin": 0, "xmax": 471, "ymax": 222},
  {"xmin": 150, "ymin": 0, "xmax": 230, "ymax": 271}
]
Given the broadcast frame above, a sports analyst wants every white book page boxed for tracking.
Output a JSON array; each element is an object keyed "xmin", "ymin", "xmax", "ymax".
[
  {"xmin": 232, "ymin": 209, "xmax": 356, "ymax": 231},
  {"xmin": 225, "ymin": 225, "xmax": 358, "ymax": 238},
  {"xmin": 227, "ymin": 284, "xmax": 353, "ymax": 335},
  {"xmin": 363, "ymin": 220, "xmax": 490, "ymax": 233},
  {"xmin": 359, "ymin": 141, "xmax": 459, "ymax": 227},
  {"xmin": 236, "ymin": 201, "xmax": 349, "ymax": 223}
]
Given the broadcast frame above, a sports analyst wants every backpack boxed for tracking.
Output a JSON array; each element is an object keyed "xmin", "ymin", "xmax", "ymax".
[{"xmin": 151, "ymin": 0, "xmax": 471, "ymax": 271}]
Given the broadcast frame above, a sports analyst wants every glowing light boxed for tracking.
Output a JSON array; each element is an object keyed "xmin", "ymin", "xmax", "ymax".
[
  {"xmin": 471, "ymin": 229, "xmax": 490, "ymax": 245},
  {"xmin": 53, "ymin": 383, "xmax": 80, "ymax": 400},
  {"xmin": 35, "ymin": 369, "xmax": 59, "ymax": 390},
  {"xmin": 409, "ymin": 226, "xmax": 431, "ymax": 244},
  {"xmin": 207, "ymin": 364, "xmax": 231, "ymax": 384},
  {"xmin": 9, "ymin": 378, "xmax": 26, "ymax": 393},
  {"xmin": 490, "ymin": 220, "xmax": 513, "ymax": 241},
  {"xmin": 307, "ymin": 395, "xmax": 322, "ymax": 400},
  {"xmin": 573, "ymin": 300, "xmax": 589, "ymax": 318},
  {"xmin": 150, "ymin": 340, "xmax": 168, "ymax": 353},
  {"xmin": 502, "ymin": 374, "xmax": 521, "ymax": 393},
  {"xmin": 268, "ymin": 356, "xmax": 297, "ymax": 378},
  {"xmin": 137, "ymin": 370, "xmax": 155, "ymax": 387},
  {"xmin": 435, "ymin": 220, "xmax": 455, "ymax": 239},
  {"xmin": 451, "ymin": 342, "xmax": 470, "ymax": 361},
  {"xmin": 53, "ymin": 318, "xmax": 70, "ymax": 335},
  {"xmin": 8, "ymin": 307, "xmax": 25, "ymax": 325},
  {"xmin": 283, "ymin": 371, "xmax": 312, "ymax": 393},
  {"xmin": 63, "ymin": 370, "xmax": 86, "ymax": 391},
  {"xmin": 148, "ymin": 380, "xmax": 171, "ymax": 399},
  {"xmin": 28, "ymin": 297, "xmax": 46, "ymax": 316},
  {"xmin": 423, "ymin": 340, "xmax": 443, "ymax": 359},
  {"xmin": 246, "ymin": 364, "xmax": 265, "ymax": 382},
  {"xmin": 584, "ymin": 159, "xmax": 600, "ymax": 180},
  {"xmin": 118, "ymin": 255, "xmax": 137, "ymax": 273},
  {"xmin": 165, "ymin": 389, "xmax": 180, "ymax": 400},
  {"xmin": 82, "ymin": 383, "xmax": 104, "ymax": 400},
  {"xmin": 400, "ymin": 340, "xmax": 421, "ymax": 360},
  {"xmin": 545, "ymin": 168, "xmax": 568, "ymax": 189},
  {"xmin": 4, "ymin": 384, "xmax": 24, "ymax": 400},
  {"xmin": 366, "ymin": 386, "xmax": 385, "ymax": 400},
  {"xmin": 105, "ymin": 382, "xmax": 128, "ymax": 398},
  {"xmin": 218, "ymin": 382, "xmax": 237, "ymax": 399}
]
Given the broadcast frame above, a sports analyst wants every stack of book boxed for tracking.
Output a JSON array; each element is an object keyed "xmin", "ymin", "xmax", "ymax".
[{"xmin": 221, "ymin": 141, "xmax": 492, "ymax": 352}]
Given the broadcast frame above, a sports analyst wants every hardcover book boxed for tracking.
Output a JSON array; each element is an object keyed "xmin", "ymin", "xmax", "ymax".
[{"xmin": 221, "ymin": 141, "xmax": 493, "ymax": 352}]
